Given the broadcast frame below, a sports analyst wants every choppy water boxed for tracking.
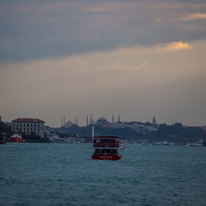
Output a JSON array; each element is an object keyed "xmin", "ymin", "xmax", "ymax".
[{"xmin": 1, "ymin": 143, "xmax": 206, "ymax": 206}]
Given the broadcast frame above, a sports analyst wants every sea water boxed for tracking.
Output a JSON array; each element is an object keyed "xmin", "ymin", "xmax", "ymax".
[{"xmin": 1, "ymin": 143, "xmax": 206, "ymax": 206}]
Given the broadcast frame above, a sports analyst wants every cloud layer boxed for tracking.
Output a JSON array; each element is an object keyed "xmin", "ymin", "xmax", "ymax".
[
  {"xmin": 181, "ymin": 13, "xmax": 206, "ymax": 21},
  {"xmin": 1, "ymin": 40, "xmax": 206, "ymax": 127},
  {"xmin": 159, "ymin": 41, "xmax": 192, "ymax": 52},
  {"xmin": 0, "ymin": 0, "xmax": 206, "ymax": 62}
]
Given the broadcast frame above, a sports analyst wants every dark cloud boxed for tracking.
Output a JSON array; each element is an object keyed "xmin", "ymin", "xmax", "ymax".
[{"xmin": 0, "ymin": 0, "xmax": 206, "ymax": 62}]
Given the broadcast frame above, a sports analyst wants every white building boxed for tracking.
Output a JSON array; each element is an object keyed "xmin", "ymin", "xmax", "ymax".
[
  {"xmin": 145, "ymin": 125, "xmax": 158, "ymax": 132},
  {"xmin": 12, "ymin": 118, "xmax": 45, "ymax": 138}
]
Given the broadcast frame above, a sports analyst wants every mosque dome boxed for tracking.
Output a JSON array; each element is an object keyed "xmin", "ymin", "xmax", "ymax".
[
  {"xmin": 64, "ymin": 120, "xmax": 74, "ymax": 128},
  {"xmin": 97, "ymin": 117, "xmax": 108, "ymax": 124}
]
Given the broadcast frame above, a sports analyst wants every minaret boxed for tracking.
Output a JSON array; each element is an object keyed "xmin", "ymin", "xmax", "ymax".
[
  {"xmin": 152, "ymin": 116, "xmax": 156, "ymax": 125},
  {"xmin": 74, "ymin": 116, "xmax": 76, "ymax": 125},
  {"xmin": 86, "ymin": 115, "xmax": 88, "ymax": 126},
  {"xmin": 64, "ymin": 116, "xmax": 65, "ymax": 125},
  {"xmin": 61, "ymin": 116, "xmax": 63, "ymax": 127},
  {"xmin": 112, "ymin": 115, "xmax": 114, "ymax": 123},
  {"xmin": 90, "ymin": 114, "xmax": 93, "ymax": 124},
  {"xmin": 118, "ymin": 114, "xmax": 120, "ymax": 122},
  {"xmin": 77, "ymin": 116, "xmax": 78, "ymax": 126}
]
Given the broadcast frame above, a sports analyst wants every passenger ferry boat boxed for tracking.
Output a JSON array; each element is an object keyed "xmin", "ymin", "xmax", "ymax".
[{"xmin": 92, "ymin": 136, "xmax": 121, "ymax": 160}]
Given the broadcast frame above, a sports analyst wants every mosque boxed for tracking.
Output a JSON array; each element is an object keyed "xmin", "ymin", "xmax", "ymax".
[
  {"xmin": 96, "ymin": 117, "xmax": 109, "ymax": 125},
  {"xmin": 93, "ymin": 115, "xmax": 158, "ymax": 132},
  {"xmin": 61, "ymin": 115, "xmax": 158, "ymax": 132}
]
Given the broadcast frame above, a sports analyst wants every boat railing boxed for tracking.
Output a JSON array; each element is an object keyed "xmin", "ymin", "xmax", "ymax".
[
  {"xmin": 93, "ymin": 152, "xmax": 120, "ymax": 156},
  {"xmin": 93, "ymin": 142, "xmax": 119, "ymax": 147}
]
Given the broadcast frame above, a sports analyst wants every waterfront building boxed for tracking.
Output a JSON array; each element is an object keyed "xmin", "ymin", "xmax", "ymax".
[
  {"xmin": 12, "ymin": 118, "xmax": 45, "ymax": 138},
  {"xmin": 145, "ymin": 125, "xmax": 158, "ymax": 132}
]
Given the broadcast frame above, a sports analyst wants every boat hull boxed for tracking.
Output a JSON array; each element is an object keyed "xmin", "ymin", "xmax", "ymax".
[{"xmin": 92, "ymin": 155, "xmax": 121, "ymax": 160}]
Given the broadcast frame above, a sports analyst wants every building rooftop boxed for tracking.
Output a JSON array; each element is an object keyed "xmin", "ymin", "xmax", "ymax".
[{"xmin": 12, "ymin": 118, "xmax": 45, "ymax": 123}]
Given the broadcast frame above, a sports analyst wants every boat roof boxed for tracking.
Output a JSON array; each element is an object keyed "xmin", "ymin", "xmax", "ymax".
[{"xmin": 94, "ymin": 136, "xmax": 120, "ymax": 139}]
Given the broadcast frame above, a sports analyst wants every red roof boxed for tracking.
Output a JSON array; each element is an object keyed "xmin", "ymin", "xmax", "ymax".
[
  {"xmin": 12, "ymin": 118, "xmax": 45, "ymax": 123},
  {"xmin": 94, "ymin": 136, "xmax": 120, "ymax": 139}
]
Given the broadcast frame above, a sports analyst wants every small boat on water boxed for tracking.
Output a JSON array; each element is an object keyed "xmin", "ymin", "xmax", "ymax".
[
  {"xmin": 186, "ymin": 141, "xmax": 203, "ymax": 146},
  {"xmin": 119, "ymin": 142, "xmax": 125, "ymax": 150},
  {"xmin": 153, "ymin": 141, "xmax": 174, "ymax": 146},
  {"xmin": 49, "ymin": 136, "xmax": 73, "ymax": 143},
  {"xmin": 73, "ymin": 138, "xmax": 84, "ymax": 143},
  {"xmin": 10, "ymin": 134, "xmax": 24, "ymax": 142},
  {"xmin": 92, "ymin": 136, "xmax": 121, "ymax": 160},
  {"xmin": 163, "ymin": 141, "xmax": 174, "ymax": 146}
]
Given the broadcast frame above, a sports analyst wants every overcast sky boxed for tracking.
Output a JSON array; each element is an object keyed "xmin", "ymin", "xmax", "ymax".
[{"xmin": 1, "ymin": 0, "xmax": 206, "ymax": 127}]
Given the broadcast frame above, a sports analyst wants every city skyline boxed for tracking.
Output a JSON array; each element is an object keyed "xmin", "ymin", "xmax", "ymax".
[
  {"xmin": 6, "ymin": 114, "xmax": 198, "ymax": 128},
  {"xmin": 1, "ymin": 0, "xmax": 206, "ymax": 127}
]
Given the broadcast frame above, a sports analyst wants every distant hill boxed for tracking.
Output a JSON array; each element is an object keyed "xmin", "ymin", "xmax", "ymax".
[{"xmin": 53, "ymin": 122, "xmax": 205, "ymax": 143}]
